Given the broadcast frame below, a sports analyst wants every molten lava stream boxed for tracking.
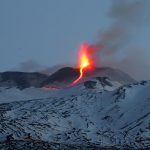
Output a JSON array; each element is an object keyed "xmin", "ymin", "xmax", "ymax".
[
  {"xmin": 72, "ymin": 43, "xmax": 94, "ymax": 85},
  {"xmin": 72, "ymin": 68, "xmax": 83, "ymax": 85}
]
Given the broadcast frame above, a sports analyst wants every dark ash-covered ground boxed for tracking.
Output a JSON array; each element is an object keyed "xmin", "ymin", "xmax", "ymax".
[{"xmin": 0, "ymin": 140, "xmax": 137, "ymax": 150}]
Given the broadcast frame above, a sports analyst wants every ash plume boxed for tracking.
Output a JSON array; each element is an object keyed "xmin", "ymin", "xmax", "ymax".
[{"xmin": 96, "ymin": 0, "xmax": 150, "ymax": 80}]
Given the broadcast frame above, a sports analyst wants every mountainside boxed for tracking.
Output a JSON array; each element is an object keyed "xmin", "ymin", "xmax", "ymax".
[
  {"xmin": 0, "ymin": 74, "xmax": 150, "ymax": 149},
  {"xmin": 0, "ymin": 67, "xmax": 136, "ymax": 89},
  {"xmin": 0, "ymin": 72, "xmax": 48, "ymax": 89},
  {"xmin": 42, "ymin": 67, "xmax": 136, "ymax": 88}
]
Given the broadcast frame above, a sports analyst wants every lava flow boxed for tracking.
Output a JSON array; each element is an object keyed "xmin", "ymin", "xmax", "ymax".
[{"xmin": 72, "ymin": 43, "xmax": 95, "ymax": 85}]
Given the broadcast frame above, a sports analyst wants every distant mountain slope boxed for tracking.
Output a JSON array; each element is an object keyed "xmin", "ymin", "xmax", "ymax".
[
  {"xmin": 0, "ymin": 78, "xmax": 149, "ymax": 149},
  {"xmin": 0, "ymin": 72, "xmax": 48, "ymax": 89},
  {"xmin": 41, "ymin": 67, "xmax": 136, "ymax": 88},
  {"xmin": 85, "ymin": 67, "xmax": 136, "ymax": 84},
  {"xmin": 0, "ymin": 67, "xmax": 136, "ymax": 89},
  {"xmin": 41, "ymin": 67, "xmax": 79, "ymax": 87}
]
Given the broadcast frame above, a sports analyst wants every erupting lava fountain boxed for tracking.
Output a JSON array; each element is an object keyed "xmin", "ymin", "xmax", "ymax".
[{"xmin": 72, "ymin": 43, "xmax": 96, "ymax": 85}]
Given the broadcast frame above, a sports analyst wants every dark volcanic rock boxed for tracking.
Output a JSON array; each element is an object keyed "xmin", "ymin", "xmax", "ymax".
[
  {"xmin": 41, "ymin": 67, "xmax": 80, "ymax": 86},
  {"xmin": 0, "ymin": 140, "xmax": 120, "ymax": 150},
  {"xmin": 84, "ymin": 81, "xmax": 97, "ymax": 89},
  {"xmin": 0, "ymin": 72, "xmax": 48, "ymax": 89},
  {"xmin": 96, "ymin": 77, "xmax": 113, "ymax": 87}
]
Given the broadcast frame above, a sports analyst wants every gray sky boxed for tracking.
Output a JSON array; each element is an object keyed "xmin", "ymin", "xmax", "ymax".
[
  {"xmin": 0, "ymin": 0, "xmax": 111, "ymax": 70},
  {"xmin": 0, "ymin": 0, "xmax": 150, "ymax": 80}
]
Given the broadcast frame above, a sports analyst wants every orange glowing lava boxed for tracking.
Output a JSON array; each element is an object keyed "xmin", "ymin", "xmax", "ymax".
[{"xmin": 72, "ymin": 43, "xmax": 95, "ymax": 84}]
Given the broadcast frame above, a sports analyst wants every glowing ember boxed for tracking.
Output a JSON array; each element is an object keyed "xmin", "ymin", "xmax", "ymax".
[{"xmin": 72, "ymin": 43, "xmax": 95, "ymax": 85}]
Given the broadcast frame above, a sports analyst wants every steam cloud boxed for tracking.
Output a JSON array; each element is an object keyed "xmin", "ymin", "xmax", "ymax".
[
  {"xmin": 96, "ymin": 0, "xmax": 150, "ymax": 80},
  {"xmin": 17, "ymin": 60, "xmax": 43, "ymax": 72},
  {"xmin": 15, "ymin": 60, "xmax": 66, "ymax": 75}
]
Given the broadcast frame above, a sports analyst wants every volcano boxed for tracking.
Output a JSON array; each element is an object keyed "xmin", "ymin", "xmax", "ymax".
[
  {"xmin": 0, "ymin": 67, "xmax": 149, "ymax": 149},
  {"xmin": 40, "ymin": 43, "xmax": 135, "ymax": 89},
  {"xmin": 41, "ymin": 67, "xmax": 136, "ymax": 88},
  {"xmin": 0, "ymin": 67, "xmax": 135, "ymax": 90}
]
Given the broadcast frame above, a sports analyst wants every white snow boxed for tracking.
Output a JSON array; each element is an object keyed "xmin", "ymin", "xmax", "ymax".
[{"xmin": 0, "ymin": 79, "xmax": 150, "ymax": 148}]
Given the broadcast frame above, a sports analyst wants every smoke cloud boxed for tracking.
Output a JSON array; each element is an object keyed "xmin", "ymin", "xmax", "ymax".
[
  {"xmin": 40, "ymin": 64, "xmax": 67, "ymax": 75},
  {"xmin": 16, "ymin": 60, "xmax": 43, "ymax": 72},
  {"xmin": 14, "ymin": 60, "xmax": 66, "ymax": 75},
  {"xmin": 96, "ymin": 0, "xmax": 150, "ymax": 80}
]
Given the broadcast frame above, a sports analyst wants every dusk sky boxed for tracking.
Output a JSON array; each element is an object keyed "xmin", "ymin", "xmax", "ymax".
[
  {"xmin": 0, "ymin": 0, "xmax": 150, "ymax": 80},
  {"xmin": 0, "ymin": 0, "xmax": 111, "ymax": 70}
]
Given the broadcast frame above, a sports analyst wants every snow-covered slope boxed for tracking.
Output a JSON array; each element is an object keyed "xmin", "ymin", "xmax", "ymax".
[
  {"xmin": 0, "ymin": 77, "xmax": 121, "ymax": 104},
  {"xmin": 0, "ymin": 77, "xmax": 149, "ymax": 149}
]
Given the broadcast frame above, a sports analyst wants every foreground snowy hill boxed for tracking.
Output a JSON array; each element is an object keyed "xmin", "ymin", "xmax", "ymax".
[{"xmin": 0, "ymin": 76, "xmax": 149, "ymax": 149}]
